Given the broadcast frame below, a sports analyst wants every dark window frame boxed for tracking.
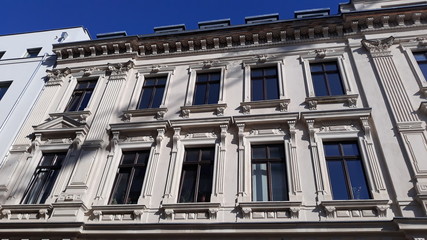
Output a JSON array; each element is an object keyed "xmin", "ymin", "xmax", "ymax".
[
  {"xmin": 21, "ymin": 152, "xmax": 66, "ymax": 204},
  {"xmin": 0, "ymin": 51, "xmax": 5, "ymax": 59},
  {"xmin": 137, "ymin": 76, "xmax": 167, "ymax": 109},
  {"xmin": 178, "ymin": 147, "xmax": 215, "ymax": 203},
  {"xmin": 250, "ymin": 66, "xmax": 280, "ymax": 101},
  {"xmin": 26, "ymin": 48, "xmax": 42, "ymax": 58},
  {"xmin": 324, "ymin": 141, "xmax": 372, "ymax": 200},
  {"xmin": 109, "ymin": 150, "xmax": 150, "ymax": 205},
  {"xmin": 251, "ymin": 144, "xmax": 289, "ymax": 202},
  {"xmin": 193, "ymin": 71, "xmax": 221, "ymax": 105},
  {"xmin": 310, "ymin": 61, "xmax": 345, "ymax": 97},
  {"xmin": 65, "ymin": 79, "xmax": 97, "ymax": 112},
  {"xmin": 0, "ymin": 81, "xmax": 12, "ymax": 101}
]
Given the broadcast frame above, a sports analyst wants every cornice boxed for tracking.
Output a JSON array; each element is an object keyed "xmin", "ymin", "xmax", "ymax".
[{"xmin": 52, "ymin": 7, "xmax": 427, "ymax": 63}]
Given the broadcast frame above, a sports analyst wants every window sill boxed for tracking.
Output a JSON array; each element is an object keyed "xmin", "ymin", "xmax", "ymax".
[
  {"xmin": 161, "ymin": 202, "xmax": 221, "ymax": 220},
  {"xmin": 123, "ymin": 108, "xmax": 168, "ymax": 121},
  {"xmin": 238, "ymin": 201, "xmax": 302, "ymax": 220},
  {"xmin": 305, "ymin": 94, "xmax": 358, "ymax": 110},
  {"xmin": 1, "ymin": 204, "xmax": 52, "ymax": 221},
  {"xmin": 89, "ymin": 205, "xmax": 146, "ymax": 222},
  {"xmin": 320, "ymin": 199, "xmax": 390, "ymax": 219},
  {"xmin": 240, "ymin": 99, "xmax": 290, "ymax": 114},
  {"xmin": 50, "ymin": 110, "xmax": 92, "ymax": 123},
  {"xmin": 180, "ymin": 103, "xmax": 227, "ymax": 118}
]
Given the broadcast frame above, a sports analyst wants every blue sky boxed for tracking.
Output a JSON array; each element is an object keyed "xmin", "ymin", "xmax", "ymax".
[{"xmin": 2, "ymin": 0, "xmax": 346, "ymax": 38}]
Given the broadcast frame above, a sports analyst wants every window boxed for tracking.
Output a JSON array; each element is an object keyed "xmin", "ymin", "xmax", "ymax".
[
  {"xmin": 0, "ymin": 82, "xmax": 11, "ymax": 100},
  {"xmin": 109, "ymin": 151, "xmax": 149, "ymax": 204},
  {"xmin": 65, "ymin": 79, "xmax": 97, "ymax": 112},
  {"xmin": 193, "ymin": 72, "xmax": 220, "ymax": 105},
  {"xmin": 25, "ymin": 48, "xmax": 42, "ymax": 58},
  {"xmin": 251, "ymin": 67, "xmax": 279, "ymax": 101},
  {"xmin": 310, "ymin": 62, "xmax": 345, "ymax": 97},
  {"xmin": 0, "ymin": 51, "xmax": 5, "ymax": 59},
  {"xmin": 413, "ymin": 51, "xmax": 427, "ymax": 80},
  {"xmin": 137, "ymin": 76, "xmax": 166, "ymax": 109},
  {"xmin": 21, "ymin": 152, "xmax": 66, "ymax": 204},
  {"xmin": 324, "ymin": 141, "xmax": 371, "ymax": 200},
  {"xmin": 251, "ymin": 144, "xmax": 288, "ymax": 201},
  {"xmin": 178, "ymin": 147, "xmax": 215, "ymax": 203}
]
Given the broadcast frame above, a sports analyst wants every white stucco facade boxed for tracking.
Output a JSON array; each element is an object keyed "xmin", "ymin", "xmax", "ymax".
[
  {"xmin": 0, "ymin": 1, "xmax": 427, "ymax": 239},
  {"xmin": 0, "ymin": 27, "xmax": 91, "ymax": 166}
]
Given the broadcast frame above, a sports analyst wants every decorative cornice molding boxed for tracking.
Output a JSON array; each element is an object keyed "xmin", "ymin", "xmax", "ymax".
[{"xmin": 361, "ymin": 36, "xmax": 395, "ymax": 55}]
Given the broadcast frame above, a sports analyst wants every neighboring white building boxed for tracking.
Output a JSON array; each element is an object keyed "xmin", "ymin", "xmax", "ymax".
[
  {"xmin": 0, "ymin": 27, "xmax": 91, "ymax": 166},
  {"xmin": 1, "ymin": 0, "xmax": 427, "ymax": 239}
]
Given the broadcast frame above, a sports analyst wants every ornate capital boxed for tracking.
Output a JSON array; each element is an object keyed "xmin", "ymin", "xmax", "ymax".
[
  {"xmin": 46, "ymin": 67, "xmax": 71, "ymax": 86},
  {"xmin": 361, "ymin": 36, "xmax": 394, "ymax": 56}
]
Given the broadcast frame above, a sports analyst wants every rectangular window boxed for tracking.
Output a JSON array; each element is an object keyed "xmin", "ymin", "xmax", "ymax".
[
  {"xmin": 251, "ymin": 144, "xmax": 288, "ymax": 201},
  {"xmin": 324, "ymin": 142, "xmax": 371, "ymax": 200},
  {"xmin": 251, "ymin": 67, "xmax": 279, "ymax": 101},
  {"xmin": 193, "ymin": 71, "xmax": 220, "ymax": 105},
  {"xmin": 310, "ymin": 62, "xmax": 345, "ymax": 97},
  {"xmin": 109, "ymin": 151, "xmax": 150, "ymax": 204},
  {"xmin": 413, "ymin": 52, "xmax": 427, "ymax": 80},
  {"xmin": 25, "ymin": 48, "xmax": 42, "ymax": 58},
  {"xmin": 0, "ymin": 51, "xmax": 5, "ymax": 59},
  {"xmin": 137, "ymin": 76, "xmax": 166, "ymax": 109},
  {"xmin": 0, "ymin": 82, "xmax": 11, "ymax": 100},
  {"xmin": 65, "ymin": 79, "xmax": 97, "ymax": 112},
  {"xmin": 178, "ymin": 147, "xmax": 215, "ymax": 203},
  {"xmin": 21, "ymin": 152, "xmax": 66, "ymax": 204}
]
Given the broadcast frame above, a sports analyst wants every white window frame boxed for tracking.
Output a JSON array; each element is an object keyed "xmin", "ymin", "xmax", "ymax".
[
  {"xmin": 400, "ymin": 41, "xmax": 427, "ymax": 97},
  {"xmin": 300, "ymin": 50, "xmax": 358, "ymax": 110},
  {"xmin": 303, "ymin": 110, "xmax": 390, "ymax": 219}
]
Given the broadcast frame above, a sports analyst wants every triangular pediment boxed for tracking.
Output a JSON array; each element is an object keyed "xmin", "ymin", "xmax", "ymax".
[{"xmin": 34, "ymin": 115, "xmax": 84, "ymax": 131}]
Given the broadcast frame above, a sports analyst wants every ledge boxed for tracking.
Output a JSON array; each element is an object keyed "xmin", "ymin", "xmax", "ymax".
[
  {"xmin": 305, "ymin": 94, "xmax": 358, "ymax": 110},
  {"xmin": 240, "ymin": 99, "xmax": 290, "ymax": 114},
  {"xmin": 237, "ymin": 201, "xmax": 302, "ymax": 220},
  {"xmin": 180, "ymin": 103, "xmax": 227, "ymax": 118},
  {"xmin": 49, "ymin": 110, "xmax": 91, "ymax": 123},
  {"xmin": 320, "ymin": 199, "xmax": 390, "ymax": 219},
  {"xmin": 418, "ymin": 101, "xmax": 427, "ymax": 115},
  {"xmin": 161, "ymin": 202, "xmax": 221, "ymax": 220},
  {"xmin": 123, "ymin": 108, "xmax": 168, "ymax": 121},
  {"xmin": 89, "ymin": 205, "xmax": 146, "ymax": 222},
  {"xmin": 1, "ymin": 204, "xmax": 52, "ymax": 221}
]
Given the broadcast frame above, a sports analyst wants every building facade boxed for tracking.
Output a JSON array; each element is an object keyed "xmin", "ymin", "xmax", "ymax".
[
  {"xmin": 1, "ymin": 0, "xmax": 427, "ymax": 239},
  {"xmin": 0, "ymin": 27, "xmax": 91, "ymax": 166}
]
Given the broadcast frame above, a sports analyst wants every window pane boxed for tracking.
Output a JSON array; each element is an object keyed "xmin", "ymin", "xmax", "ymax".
[
  {"xmin": 342, "ymin": 143, "xmax": 359, "ymax": 156},
  {"xmin": 137, "ymin": 152, "xmax": 150, "ymax": 164},
  {"xmin": 78, "ymin": 91, "xmax": 93, "ymax": 111},
  {"xmin": 328, "ymin": 73, "xmax": 344, "ymax": 96},
  {"xmin": 264, "ymin": 67, "xmax": 277, "ymax": 76},
  {"xmin": 39, "ymin": 170, "xmax": 60, "ymax": 204},
  {"xmin": 23, "ymin": 171, "xmax": 50, "ymax": 204},
  {"xmin": 197, "ymin": 73, "xmax": 208, "ymax": 83},
  {"xmin": 197, "ymin": 164, "xmax": 213, "ymax": 202},
  {"xmin": 347, "ymin": 160, "xmax": 370, "ymax": 199},
  {"xmin": 127, "ymin": 168, "xmax": 146, "ymax": 204},
  {"xmin": 66, "ymin": 93, "xmax": 82, "ymax": 112},
  {"xmin": 266, "ymin": 77, "xmax": 279, "ymax": 100},
  {"xmin": 179, "ymin": 167, "xmax": 197, "ymax": 203},
  {"xmin": 185, "ymin": 149, "xmax": 199, "ymax": 162},
  {"xmin": 271, "ymin": 163, "xmax": 288, "ymax": 201},
  {"xmin": 252, "ymin": 146, "xmax": 267, "ymax": 159},
  {"xmin": 312, "ymin": 74, "xmax": 328, "ymax": 96},
  {"xmin": 157, "ymin": 78, "xmax": 167, "ymax": 85},
  {"xmin": 201, "ymin": 148, "xmax": 214, "ymax": 161},
  {"xmin": 193, "ymin": 83, "xmax": 207, "ymax": 105},
  {"xmin": 138, "ymin": 88, "xmax": 153, "ymax": 109},
  {"xmin": 207, "ymin": 82, "xmax": 220, "ymax": 104},
  {"xmin": 310, "ymin": 64, "xmax": 323, "ymax": 72},
  {"xmin": 122, "ymin": 153, "xmax": 136, "ymax": 165},
  {"xmin": 268, "ymin": 145, "xmax": 283, "ymax": 159},
  {"xmin": 324, "ymin": 62, "xmax": 338, "ymax": 71},
  {"xmin": 110, "ymin": 170, "xmax": 131, "ymax": 204},
  {"xmin": 324, "ymin": 143, "xmax": 340, "ymax": 157},
  {"xmin": 414, "ymin": 52, "xmax": 427, "ymax": 61},
  {"xmin": 251, "ymin": 79, "xmax": 263, "ymax": 101},
  {"xmin": 251, "ymin": 69, "xmax": 263, "ymax": 78},
  {"xmin": 327, "ymin": 160, "xmax": 350, "ymax": 200},
  {"xmin": 144, "ymin": 79, "xmax": 156, "ymax": 86},
  {"xmin": 152, "ymin": 87, "xmax": 164, "ymax": 108},
  {"xmin": 252, "ymin": 163, "xmax": 268, "ymax": 201},
  {"xmin": 419, "ymin": 62, "xmax": 427, "ymax": 79}
]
